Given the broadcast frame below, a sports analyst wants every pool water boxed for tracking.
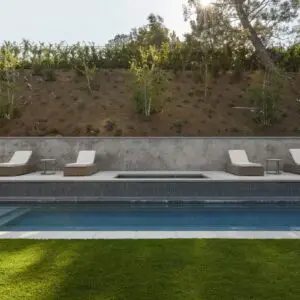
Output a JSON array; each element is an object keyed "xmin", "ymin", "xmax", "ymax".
[{"xmin": 1, "ymin": 203, "xmax": 300, "ymax": 231}]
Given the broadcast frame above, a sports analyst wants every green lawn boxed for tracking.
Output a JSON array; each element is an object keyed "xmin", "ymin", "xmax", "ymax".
[{"xmin": 0, "ymin": 240, "xmax": 299, "ymax": 300}]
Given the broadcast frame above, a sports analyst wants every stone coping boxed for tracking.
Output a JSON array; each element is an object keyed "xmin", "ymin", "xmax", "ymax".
[
  {"xmin": 0, "ymin": 171, "xmax": 300, "ymax": 182},
  {"xmin": 0, "ymin": 231, "xmax": 299, "ymax": 239}
]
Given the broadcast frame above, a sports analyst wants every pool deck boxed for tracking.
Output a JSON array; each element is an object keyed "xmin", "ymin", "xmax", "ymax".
[
  {"xmin": 0, "ymin": 231, "xmax": 299, "ymax": 239},
  {"xmin": 0, "ymin": 170, "xmax": 299, "ymax": 181}
]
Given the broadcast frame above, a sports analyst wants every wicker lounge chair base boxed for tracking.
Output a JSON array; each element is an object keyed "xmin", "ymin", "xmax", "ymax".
[
  {"xmin": 0, "ymin": 165, "xmax": 34, "ymax": 177},
  {"xmin": 226, "ymin": 164, "xmax": 265, "ymax": 176},
  {"xmin": 283, "ymin": 164, "xmax": 300, "ymax": 175},
  {"xmin": 63, "ymin": 164, "xmax": 97, "ymax": 177}
]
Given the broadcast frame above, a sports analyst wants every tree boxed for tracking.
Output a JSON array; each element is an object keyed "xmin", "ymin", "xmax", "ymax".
[
  {"xmin": 130, "ymin": 14, "xmax": 170, "ymax": 48},
  {"xmin": 184, "ymin": 0, "xmax": 300, "ymax": 74},
  {"xmin": 234, "ymin": 0, "xmax": 279, "ymax": 73},
  {"xmin": 106, "ymin": 34, "xmax": 132, "ymax": 48},
  {"xmin": 233, "ymin": 0, "xmax": 300, "ymax": 73},
  {"xmin": 130, "ymin": 43, "xmax": 169, "ymax": 117}
]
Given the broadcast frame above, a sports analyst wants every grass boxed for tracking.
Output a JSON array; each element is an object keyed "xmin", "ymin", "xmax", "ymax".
[{"xmin": 0, "ymin": 240, "xmax": 300, "ymax": 299}]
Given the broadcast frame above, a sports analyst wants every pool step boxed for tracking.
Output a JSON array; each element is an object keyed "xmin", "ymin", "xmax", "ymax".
[
  {"xmin": 0, "ymin": 208, "xmax": 30, "ymax": 227},
  {"xmin": 0, "ymin": 207, "xmax": 19, "ymax": 217}
]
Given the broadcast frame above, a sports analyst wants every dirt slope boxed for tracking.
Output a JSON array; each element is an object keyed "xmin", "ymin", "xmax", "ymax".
[{"xmin": 1, "ymin": 69, "xmax": 300, "ymax": 137}]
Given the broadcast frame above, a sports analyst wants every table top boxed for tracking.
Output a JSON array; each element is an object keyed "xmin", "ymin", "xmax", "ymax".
[
  {"xmin": 41, "ymin": 158, "xmax": 56, "ymax": 162},
  {"xmin": 266, "ymin": 158, "xmax": 282, "ymax": 161}
]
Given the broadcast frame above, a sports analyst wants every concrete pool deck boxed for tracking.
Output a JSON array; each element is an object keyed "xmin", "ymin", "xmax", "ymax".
[
  {"xmin": 0, "ymin": 231, "xmax": 300, "ymax": 240},
  {"xmin": 0, "ymin": 170, "xmax": 300, "ymax": 181}
]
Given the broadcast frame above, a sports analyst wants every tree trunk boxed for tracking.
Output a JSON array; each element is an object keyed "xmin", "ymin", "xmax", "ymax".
[
  {"xmin": 233, "ymin": 0, "xmax": 278, "ymax": 74},
  {"xmin": 234, "ymin": 0, "xmax": 300, "ymax": 98}
]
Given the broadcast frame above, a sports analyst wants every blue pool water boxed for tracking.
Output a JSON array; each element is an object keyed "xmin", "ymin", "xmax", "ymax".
[{"xmin": 1, "ymin": 203, "xmax": 300, "ymax": 231}]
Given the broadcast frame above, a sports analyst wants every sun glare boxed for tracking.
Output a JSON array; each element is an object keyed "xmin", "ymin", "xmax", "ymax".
[{"xmin": 200, "ymin": 0, "xmax": 212, "ymax": 7}]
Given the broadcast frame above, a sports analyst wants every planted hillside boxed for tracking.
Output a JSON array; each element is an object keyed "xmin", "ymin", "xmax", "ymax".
[{"xmin": 0, "ymin": 1, "xmax": 299, "ymax": 136}]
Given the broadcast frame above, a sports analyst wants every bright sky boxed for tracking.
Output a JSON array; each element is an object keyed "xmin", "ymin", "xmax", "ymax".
[{"xmin": 1, "ymin": 0, "xmax": 190, "ymax": 45}]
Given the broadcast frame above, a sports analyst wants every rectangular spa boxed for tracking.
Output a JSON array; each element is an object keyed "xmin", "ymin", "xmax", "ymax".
[
  {"xmin": 115, "ymin": 173, "xmax": 208, "ymax": 179},
  {"xmin": 1, "ymin": 202, "xmax": 300, "ymax": 231}
]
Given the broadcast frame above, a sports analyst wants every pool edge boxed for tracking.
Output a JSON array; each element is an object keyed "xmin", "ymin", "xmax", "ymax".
[{"xmin": 0, "ymin": 231, "xmax": 299, "ymax": 240}]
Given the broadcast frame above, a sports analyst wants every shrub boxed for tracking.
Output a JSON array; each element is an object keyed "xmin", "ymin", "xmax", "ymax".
[
  {"xmin": 32, "ymin": 64, "xmax": 44, "ymax": 76},
  {"xmin": 171, "ymin": 119, "xmax": 184, "ymax": 134},
  {"xmin": 247, "ymin": 73, "xmax": 282, "ymax": 127},
  {"xmin": 102, "ymin": 118, "xmax": 115, "ymax": 131},
  {"xmin": 0, "ymin": 48, "xmax": 20, "ymax": 120},
  {"xmin": 0, "ymin": 96, "xmax": 10, "ymax": 119},
  {"xmin": 43, "ymin": 68, "xmax": 56, "ymax": 81},
  {"xmin": 130, "ymin": 44, "xmax": 169, "ymax": 117}
]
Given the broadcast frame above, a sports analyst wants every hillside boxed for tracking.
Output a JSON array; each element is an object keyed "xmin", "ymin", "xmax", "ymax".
[{"xmin": 0, "ymin": 69, "xmax": 300, "ymax": 137}]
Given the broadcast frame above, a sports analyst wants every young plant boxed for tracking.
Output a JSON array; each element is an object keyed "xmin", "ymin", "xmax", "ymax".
[
  {"xmin": 0, "ymin": 47, "xmax": 20, "ymax": 119},
  {"xmin": 75, "ymin": 55, "xmax": 97, "ymax": 95},
  {"xmin": 247, "ymin": 72, "xmax": 282, "ymax": 127},
  {"xmin": 130, "ymin": 43, "xmax": 169, "ymax": 117}
]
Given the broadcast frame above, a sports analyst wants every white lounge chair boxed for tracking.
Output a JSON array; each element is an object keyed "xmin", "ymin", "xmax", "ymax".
[
  {"xmin": 226, "ymin": 150, "xmax": 264, "ymax": 176},
  {"xmin": 0, "ymin": 151, "xmax": 34, "ymax": 176},
  {"xmin": 284, "ymin": 149, "xmax": 300, "ymax": 174},
  {"xmin": 64, "ymin": 150, "xmax": 97, "ymax": 176}
]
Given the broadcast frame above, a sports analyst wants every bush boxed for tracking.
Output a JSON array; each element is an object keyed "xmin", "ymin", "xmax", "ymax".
[
  {"xmin": 0, "ymin": 95, "xmax": 21, "ymax": 120},
  {"xmin": 0, "ymin": 97, "xmax": 10, "ymax": 119},
  {"xmin": 32, "ymin": 64, "xmax": 44, "ymax": 76},
  {"xmin": 230, "ymin": 64, "xmax": 244, "ymax": 83},
  {"xmin": 192, "ymin": 70, "xmax": 204, "ymax": 83},
  {"xmin": 75, "ymin": 65, "xmax": 85, "ymax": 77},
  {"xmin": 43, "ymin": 68, "xmax": 56, "ymax": 81},
  {"xmin": 171, "ymin": 119, "xmax": 184, "ymax": 134},
  {"xmin": 130, "ymin": 44, "xmax": 169, "ymax": 117},
  {"xmin": 132, "ymin": 88, "xmax": 145, "ymax": 114},
  {"xmin": 247, "ymin": 73, "xmax": 282, "ymax": 127}
]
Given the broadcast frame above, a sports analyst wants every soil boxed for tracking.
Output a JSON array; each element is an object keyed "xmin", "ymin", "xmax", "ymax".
[{"xmin": 1, "ymin": 69, "xmax": 300, "ymax": 137}]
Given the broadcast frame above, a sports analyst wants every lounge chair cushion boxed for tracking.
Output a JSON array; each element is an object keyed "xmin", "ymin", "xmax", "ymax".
[
  {"xmin": 289, "ymin": 149, "xmax": 300, "ymax": 165},
  {"xmin": 0, "ymin": 151, "xmax": 32, "ymax": 166},
  {"xmin": 229, "ymin": 150, "xmax": 250, "ymax": 165},
  {"xmin": 74, "ymin": 151, "xmax": 96, "ymax": 165}
]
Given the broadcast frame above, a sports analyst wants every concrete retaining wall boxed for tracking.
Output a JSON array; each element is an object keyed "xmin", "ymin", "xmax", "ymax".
[{"xmin": 0, "ymin": 137, "xmax": 299, "ymax": 171}]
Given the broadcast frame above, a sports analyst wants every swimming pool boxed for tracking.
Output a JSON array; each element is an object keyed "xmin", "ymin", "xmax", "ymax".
[{"xmin": 1, "ymin": 202, "xmax": 300, "ymax": 231}]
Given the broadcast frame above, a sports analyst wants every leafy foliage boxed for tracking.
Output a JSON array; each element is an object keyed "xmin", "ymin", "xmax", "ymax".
[
  {"xmin": 0, "ymin": 46, "xmax": 20, "ymax": 119},
  {"xmin": 247, "ymin": 72, "xmax": 283, "ymax": 127},
  {"xmin": 130, "ymin": 44, "xmax": 169, "ymax": 117},
  {"xmin": 0, "ymin": 8, "xmax": 299, "ymax": 124}
]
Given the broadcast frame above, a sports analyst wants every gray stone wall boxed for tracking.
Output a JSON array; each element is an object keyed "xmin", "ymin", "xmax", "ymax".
[{"xmin": 0, "ymin": 137, "xmax": 299, "ymax": 171}]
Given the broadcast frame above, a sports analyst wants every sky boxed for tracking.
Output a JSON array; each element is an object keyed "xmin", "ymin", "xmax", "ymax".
[{"xmin": 1, "ymin": 0, "xmax": 190, "ymax": 45}]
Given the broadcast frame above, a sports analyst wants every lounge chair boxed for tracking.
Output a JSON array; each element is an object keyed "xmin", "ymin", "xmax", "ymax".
[
  {"xmin": 0, "ymin": 151, "xmax": 34, "ymax": 176},
  {"xmin": 226, "ymin": 149, "xmax": 265, "ymax": 176},
  {"xmin": 64, "ymin": 150, "xmax": 97, "ymax": 176},
  {"xmin": 284, "ymin": 149, "xmax": 300, "ymax": 174}
]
